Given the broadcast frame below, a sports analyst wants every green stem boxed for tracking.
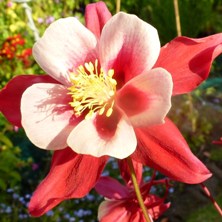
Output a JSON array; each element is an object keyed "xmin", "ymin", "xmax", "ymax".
[
  {"xmin": 173, "ymin": 0, "xmax": 182, "ymax": 36},
  {"xmin": 126, "ymin": 157, "xmax": 151, "ymax": 222},
  {"xmin": 116, "ymin": 0, "xmax": 121, "ymax": 13},
  {"xmin": 187, "ymin": 93, "xmax": 196, "ymax": 132},
  {"xmin": 173, "ymin": 0, "xmax": 196, "ymax": 132}
]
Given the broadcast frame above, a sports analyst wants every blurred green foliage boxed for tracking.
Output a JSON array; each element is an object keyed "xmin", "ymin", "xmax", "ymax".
[
  {"xmin": 0, "ymin": 115, "xmax": 22, "ymax": 191},
  {"xmin": 186, "ymin": 192, "xmax": 222, "ymax": 222}
]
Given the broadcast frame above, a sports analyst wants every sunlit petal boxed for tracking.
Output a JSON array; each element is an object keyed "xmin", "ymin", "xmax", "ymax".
[
  {"xmin": 100, "ymin": 12, "xmax": 160, "ymax": 85},
  {"xmin": 67, "ymin": 114, "xmax": 137, "ymax": 159},
  {"xmin": 21, "ymin": 83, "xmax": 78, "ymax": 150},
  {"xmin": 116, "ymin": 68, "xmax": 173, "ymax": 127},
  {"xmin": 154, "ymin": 34, "xmax": 222, "ymax": 95},
  {"xmin": 85, "ymin": 1, "xmax": 112, "ymax": 38},
  {"xmin": 0, "ymin": 75, "xmax": 57, "ymax": 127},
  {"xmin": 33, "ymin": 17, "xmax": 97, "ymax": 85}
]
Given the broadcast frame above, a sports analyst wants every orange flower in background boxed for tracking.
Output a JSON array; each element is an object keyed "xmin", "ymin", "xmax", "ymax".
[
  {"xmin": 0, "ymin": 34, "xmax": 25, "ymax": 60},
  {"xmin": 0, "ymin": 46, "xmax": 15, "ymax": 59},
  {"xmin": 6, "ymin": 34, "xmax": 25, "ymax": 46},
  {"xmin": 17, "ymin": 48, "xmax": 32, "ymax": 67}
]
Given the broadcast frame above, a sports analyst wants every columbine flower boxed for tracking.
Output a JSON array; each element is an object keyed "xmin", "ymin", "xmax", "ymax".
[
  {"xmin": 17, "ymin": 7, "xmax": 173, "ymax": 159},
  {"xmin": 1, "ymin": 1, "xmax": 222, "ymax": 217},
  {"xmin": 95, "ymin": 161, "xmax": 170, "ymax": 221}
]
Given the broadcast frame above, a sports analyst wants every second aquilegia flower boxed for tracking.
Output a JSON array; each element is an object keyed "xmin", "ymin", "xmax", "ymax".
[{"xmin": 21, "ymin": 12, "xmax": 173, "ymax": 158}]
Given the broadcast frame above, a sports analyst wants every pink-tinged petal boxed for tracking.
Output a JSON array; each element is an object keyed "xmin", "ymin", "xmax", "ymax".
[
  {"xmin": 154, "ymin": 34, "xmax": 222, "ymax": 95},
  {"xmin": 131, "ymin": 212, "xmax": 153, "ymax": 222},
  {"xmin": 21, "ymin": 83, "xmax": 78, "ymax": 150},
  {"xmin": 144, "ymin": 195, "xmax": 170, "ymax": 220},
  {"xmin": 118, "ymin": 159, "xmax": 143, "ymax": 187},
  {"xmin": 100, "ymin": 12, "xmax": 160, "ymax": 86},
  {"xmin": 149, "ymin": 203, "xmax": 170, "ymax": 221},
  {"xmin": 85, "ymin": 1, "xmax": 112, "ymax": 38},
  {"xmin": 0, "ymin": 75, "xmax": 57, "ymax": 127},
  {"xmin": 33, "ymin": 17, "xmax": 98, "ymax": 85},
  {"xmin": 116, "ymin": 68, "xmax": 173, "ymax": 127},
  {"xmin": 98, "ymin": 199, "xmax": 152, "ymax": 222},
  {"xmin": 29, "ymin": 147, "xmax": 108, "ymax": 216},
  {"xmin": 95, "ymin": 176, "xmax": 130, "ymax": 199},
  {"xmin": 132, "ymin": 118, "xmax": 212, "ymax": 184},
  {"xmin": 98, "ymin": 200, "xmax": 132, "ymax": 222},
  {"xmin": 67, "ymin": 113, "xmax": 137, "ymax": 159}
]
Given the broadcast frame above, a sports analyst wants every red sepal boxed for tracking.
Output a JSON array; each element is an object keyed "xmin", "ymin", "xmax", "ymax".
[
  {"xmin": 154, "ymin": 34, "xmax": 222, "ymax": 95},
  {"xmin": 85, "ymin": 1, "xmax": 112, "ymax": 38},
  {"xmin": 29, "ymin": 147, "xmax": 108, "ymax": 216},
  {"xmin": 132, "ymin": 118, "xmax": 212, "ymax": 184},
  {"xmin": 0, "ymin": 75, "xmax": 57, "ymax": 127}
]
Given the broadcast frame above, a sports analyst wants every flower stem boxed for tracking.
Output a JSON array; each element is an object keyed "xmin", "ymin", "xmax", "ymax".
[
  {"xmin": 173, "ymin": 0, "xmax": 181, "ymax": 36},
  {"xmin": 13, "ymin": 0, "xmax": 40, "ymax": 41},
  {"xmin": 173, "ymin": 0, "xmax": 196, "ymax": 132},
  {"xmin": 116, "ymin": 0, "xmax": 121, "ymax": 13},
  {"xmin": 126, "ymin": 157, "xmax": 151, "ymax": 222},
  {"xmin": 200, "ymin": 183, "xmax": 222, "ymax": 216}
]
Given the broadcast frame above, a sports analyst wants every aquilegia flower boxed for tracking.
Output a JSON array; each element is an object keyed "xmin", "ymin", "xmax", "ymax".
[
  {"xmin": 95, "ymin": 161, "xmax": 170, "ymax": 222},
  {"xmin": 20, "ymin": 13, "xmax": 173, "ymax": 159},
  {"xmin": 1, "ymin": 1, "xmax": 222, "ymax": 216}
]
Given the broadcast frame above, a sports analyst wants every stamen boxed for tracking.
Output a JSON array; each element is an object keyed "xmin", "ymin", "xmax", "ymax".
[{"xmin": 68, "ymin": 59, "xmax": 116, "ymax": 119}]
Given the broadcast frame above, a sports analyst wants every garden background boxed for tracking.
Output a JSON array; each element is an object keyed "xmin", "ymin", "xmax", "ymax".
[{"xmin": 0, "ymin": 0, "xmax": 222, "ymax": 221}]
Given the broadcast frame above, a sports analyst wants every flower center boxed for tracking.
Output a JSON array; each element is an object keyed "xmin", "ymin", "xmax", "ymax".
[{"xmin": 68, "ymin": 59, "xmax": 117, "ymax": 119}]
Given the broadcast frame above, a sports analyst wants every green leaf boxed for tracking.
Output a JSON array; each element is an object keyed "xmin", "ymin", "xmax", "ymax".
[{"xmin": 0, "ymin": 133, "xmax": 13, "ymax": 148}]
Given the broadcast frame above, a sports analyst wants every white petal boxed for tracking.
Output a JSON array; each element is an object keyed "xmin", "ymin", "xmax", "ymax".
[
  {"xmin": 99, "ymin": 12, "xmax": 160, "ymax": 81},
  {"xmin": 67, "ymin": 115, "xmax": 137, "ymax": 159},
  {"xmin": 116, "ymin": 68, "xmax": 173, "ymax": 127},
  {"xmin": 21, "ymin": 83, "xmax": 78, "ymax": 150},
  {"xmin": 33, "ymin": 17, "xmax": 97, "ymax": 85}
]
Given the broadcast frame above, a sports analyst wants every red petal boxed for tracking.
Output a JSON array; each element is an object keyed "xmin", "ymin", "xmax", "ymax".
[
  {"xmin": 116, "ymin": 84, "xmax": 149, "ymax": 117},
  {"xmin": 94, "ymin": 108, "xmax": 121, "ymax": 140},
  {"xmin": 118, "ymin": 159, "xmax": 143, "ymax": 186},
  {"xmin": 144, "ymin": 195, "xmax": 170, "ymax": 220},
  {"xmin": 154, "ymin": 34, "xmax": 222, "ymax": 95},
  {"xmin": 29, "ymin": 147, "xmax": 108, "ymax": 216},
  {"xmin": 95, "ymin": 176, "xmax": 130, "ymax": 199},
  {"xmin": 85, "ymin": 1, "xmax": 112, "ymax": 38},
  {"xmin": 132, "ymin": 118, "xmax": 212, "ymax": 184},
  {"xmin": 0, "ymin": 75, "xmax": 57, "ymax": 127}
]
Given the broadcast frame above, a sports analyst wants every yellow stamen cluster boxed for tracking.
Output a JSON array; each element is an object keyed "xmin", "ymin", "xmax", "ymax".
[{"xmin": 68, "ymin": 60, "xmax": 117, "ymax": 119}]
